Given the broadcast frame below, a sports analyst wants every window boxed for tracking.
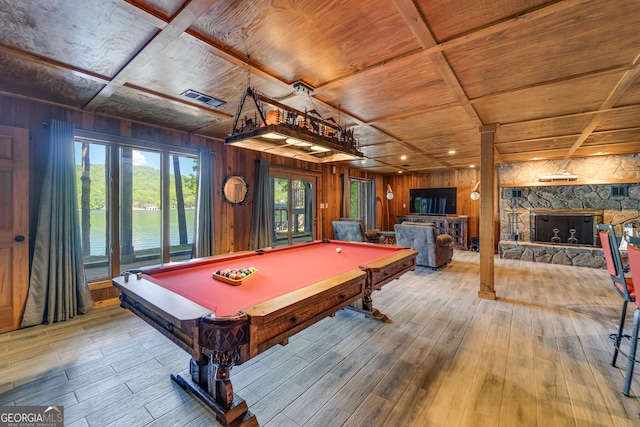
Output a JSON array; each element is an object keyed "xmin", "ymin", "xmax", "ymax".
[
  {"xmin": 119, "ymin": 148, "xmax": 163, "ymax": 271},
  {"xmin": 169, "ymin": 155, "xmax": 197, "ymax": 261},
  {"xmin": 502, "ymin": 188, "xmax": 523, "ymax": 199},
  {"xmin": 75, "ymin": 140, "xmax": 198, "ymax": 281},
  {"xmin": 350, "ymin": 178, "xmax": 376, "ymax": 230},
  {"xmin": 76, "ymin": 142, "xmax": 110, "ymax": 281},
  {"xmin": 610, "ymin": 184, "xmax": 628, "ymax": 197}
]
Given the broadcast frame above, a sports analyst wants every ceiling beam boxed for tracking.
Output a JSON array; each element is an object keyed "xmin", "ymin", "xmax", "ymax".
[
  {"xmin": 109, "ymin": 3, "xmax": 434, "ymax": 171},
  {"xmin": 497, "ymin": 103, "xmax": 640, "ymax": 128},
  {"xmin": 495, "ymin": 125, "xmax": 640, "ymax": 145},
  {"xmin": 391, "ymin": 0, "xmax": 494, "ymax": 161},
  {"xmin": 112, "ymin": 0, "xmax": 169, "ymax": 29},
  {"xmin": 561, "ymin": 53, "xmax": 640, "ymax": 166},
  {"xmin": 109, "ymin": 0, "xmax": 603, "ymax": 135},
  {"xmin": 469, "ymin": 64, "xmax": 632, "ymax": 105},
  {"xmin": 84, "ymin": 0, "xmax": 220, "ymax": 111},
  {"xmin": 0, "ymin": 45, "xmax": 111, "ymax": 84},
  {"xmin": 0, "ymin": 42, "xmax": 239, "ymax": 119},
  {"xmin": 186, "ymin": 26, "xmax": 423, "ymax": 158},
  {"xmin": 184, "ymin": 31, "xmax": 291, "ymax": 92},
  {"xmin": 309, "ymin": 0, "xmax": 594, "ymax": 97},
  {"xmin": 391, "ymin": 0, "xmax": 482, "ymax": 128},
  {"xmin": 431, "ymin": 0, "xmax": 595, "ymax": 55}
]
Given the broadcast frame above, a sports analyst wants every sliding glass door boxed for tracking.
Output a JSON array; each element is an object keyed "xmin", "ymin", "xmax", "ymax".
[{"xmin": 271, "ymin": 173, "xmax": 316, "ymax": 247}]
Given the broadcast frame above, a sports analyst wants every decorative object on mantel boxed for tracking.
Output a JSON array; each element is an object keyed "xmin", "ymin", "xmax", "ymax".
[
  {"xmin": 538, "ymin": 170, "xmax": 579, "ymax": 182},
  {"xmin": 224, "ymin": 58, "xmax": 363, "ymax": 163}
]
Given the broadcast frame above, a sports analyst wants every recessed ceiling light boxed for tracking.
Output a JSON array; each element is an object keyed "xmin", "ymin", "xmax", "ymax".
[
  {"xmin": 400, "ymin": 155, "xmax": 407, "ymax": 160},
  {"xmin": 448, "ymin": 150, "xmax": 455, "ymax": 154},
  {"xmin": 533, "ymin": 157, "xmax": 542, "ymax": 160},
  {"xmin": 398, "ymin": 170, "xmax": 403, "ymax": 174},
  {"xmin": 360, "ymin": 159, "xmax": 366, "ymax": 164},
  {"xmin": 469, "ymin": 164, "xmax": 475, "ymax": 168}
]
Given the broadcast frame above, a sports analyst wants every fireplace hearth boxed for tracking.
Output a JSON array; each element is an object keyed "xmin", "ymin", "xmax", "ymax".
[{"xmin": 530, "ymin": 210, "xmax": 604, "ymax": 247}]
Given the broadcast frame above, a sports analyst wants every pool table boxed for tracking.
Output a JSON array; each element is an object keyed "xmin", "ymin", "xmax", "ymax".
[{"xmin": 112, "ymin": 240, "xmax": 416, "ymax": 426}]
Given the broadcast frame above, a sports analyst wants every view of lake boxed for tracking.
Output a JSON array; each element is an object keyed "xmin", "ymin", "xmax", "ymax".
[{"xmin": 84, "ymin": 210, "xmax": 195, "ymax": 255}]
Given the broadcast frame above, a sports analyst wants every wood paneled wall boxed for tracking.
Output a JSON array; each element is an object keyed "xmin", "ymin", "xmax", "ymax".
[
  {"xmin": 0, "ymin": 94, "xmax": 392, "ymax": 256},
  {"xmin": 385, "ymin": 169, "xmax": 481, "ymax": 239},
  {"xmin": 0, "ymin": 93, "xmax": 481, "ymax": 306}
]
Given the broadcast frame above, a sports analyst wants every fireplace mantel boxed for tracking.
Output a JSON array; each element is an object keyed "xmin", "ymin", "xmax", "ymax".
[
  {"xmin": 530, "ymin": 209, "xmax": 604, "ymax": 216},
  {"xmin": 500, "ymin": 178, "xmax": 639, "ymax": 188}
]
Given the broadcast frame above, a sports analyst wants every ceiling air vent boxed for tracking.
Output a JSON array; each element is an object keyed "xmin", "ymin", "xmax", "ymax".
[{"xmin": 181, "ymin": 89, "xmax": 226, "ymax": 107}]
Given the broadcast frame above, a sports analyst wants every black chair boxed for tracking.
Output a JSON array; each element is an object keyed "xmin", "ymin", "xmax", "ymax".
[{"xmin": 597, "ymin": 224, "xmax": 635, "ymax": 367}]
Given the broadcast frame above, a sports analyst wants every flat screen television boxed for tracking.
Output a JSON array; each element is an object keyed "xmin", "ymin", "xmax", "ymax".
[{"xmin": 409, "ymin": 187, "xmax": 457, "ymax": 215}]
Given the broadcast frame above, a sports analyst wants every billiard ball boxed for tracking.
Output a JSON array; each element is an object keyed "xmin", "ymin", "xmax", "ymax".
[{"xmin": 336, "ymin": 247, "xmax": 342, "ymax": 253}]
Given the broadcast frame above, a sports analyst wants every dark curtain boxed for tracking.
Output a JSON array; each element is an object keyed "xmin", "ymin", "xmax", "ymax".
[
  {"xmin": 249, "ymin": 159, "xmax": 273, "ymax": 250},
  {"xmin": 192, "ymin": 147, "xmax": 214, "ymax": 258},
  {"xmin": 304, "ymin": 182, "xmax": 313, "ymax": 234},
  {"xmin": 341, "ymin": 173, "xmax": 351, "ymax": 218},
  {"xmin": 22, "ymin": 120, "xmax": 94, "ymax": 327},
  {"xmin": 369, "ymin": 180, "xmax": 377, "ymax": 229}
]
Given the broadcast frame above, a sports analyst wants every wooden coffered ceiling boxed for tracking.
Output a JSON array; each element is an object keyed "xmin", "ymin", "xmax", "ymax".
[{"xmin": 1, "ymin": 0, "xmax": 639, "ymax": 173}]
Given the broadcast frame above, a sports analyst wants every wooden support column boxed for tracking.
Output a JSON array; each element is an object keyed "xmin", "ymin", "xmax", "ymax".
[{"xmin": 478, "ymin": 125, "xmax": 497, "ymax": 300}]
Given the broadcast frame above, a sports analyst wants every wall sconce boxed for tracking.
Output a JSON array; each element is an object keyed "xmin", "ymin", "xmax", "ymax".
[
  {"xmin": 470, "ymin": 182, "xmax": 480, "ymax": 200},
  {"xmin": 386, "ymin": 184, "xmax": 394, "ymax": 200}
]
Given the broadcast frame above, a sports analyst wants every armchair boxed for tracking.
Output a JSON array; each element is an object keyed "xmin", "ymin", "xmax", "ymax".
[
  {"xmin": 394, "ymin": 222, "xmax": 453, "ymax": 269},
  {"xmin": 332, "ymin": 218, "xmax": 381, "ymax": 243}
]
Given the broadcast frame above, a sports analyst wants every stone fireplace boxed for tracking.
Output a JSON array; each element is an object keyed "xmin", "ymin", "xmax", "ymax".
[{"xmin": 496, "ymin": 155, "xmax": 639, "ymax": 268}]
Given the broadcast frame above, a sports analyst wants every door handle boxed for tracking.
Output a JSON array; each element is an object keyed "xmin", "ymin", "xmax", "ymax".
[{"xmin": 14, "ymin": 235, "xmax": 25, "ymax": 242}]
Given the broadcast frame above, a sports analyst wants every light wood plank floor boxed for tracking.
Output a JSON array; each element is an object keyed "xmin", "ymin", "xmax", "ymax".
[{"xmin": 2, "ymin": 251, "xmax": 640, "ymax": 426}]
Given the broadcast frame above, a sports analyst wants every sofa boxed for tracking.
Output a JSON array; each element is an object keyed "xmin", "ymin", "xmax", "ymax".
[
  {"xmin": 332, "ymin": 218, "xmax": 381, "ymax": 243},
  {"xmin": 394, "ymin": 222, "xmax": 453, "ymax": 269}
]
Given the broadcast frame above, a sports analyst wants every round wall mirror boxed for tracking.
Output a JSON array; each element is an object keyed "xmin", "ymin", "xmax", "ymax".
[{"xmin": 222, "ymin": 175, "xmax": 249, "ymax": 205}]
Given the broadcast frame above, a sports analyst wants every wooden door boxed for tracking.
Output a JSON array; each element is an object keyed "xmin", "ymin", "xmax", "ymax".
[{"xmin": 0, "ymin": 126, "xmax": 29, "ymax": 332}]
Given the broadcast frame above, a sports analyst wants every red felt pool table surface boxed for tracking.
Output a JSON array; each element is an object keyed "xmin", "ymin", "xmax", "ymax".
[{"xmin": 143, "ymin": 240, "xmax": 408, "ymax": 317}]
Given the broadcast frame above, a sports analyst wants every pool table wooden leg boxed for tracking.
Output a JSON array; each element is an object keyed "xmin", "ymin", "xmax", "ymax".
[
  {"xmin": 346, "ymin": 283, "xmax": 389, "ymax": 322},
  {"xmin": 171, "ymin": 315, "xmax": 258, "ymax": 426},
  {"xmin": 172, "ymin": 366, "xmax": 257, "ymax": 427}
]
